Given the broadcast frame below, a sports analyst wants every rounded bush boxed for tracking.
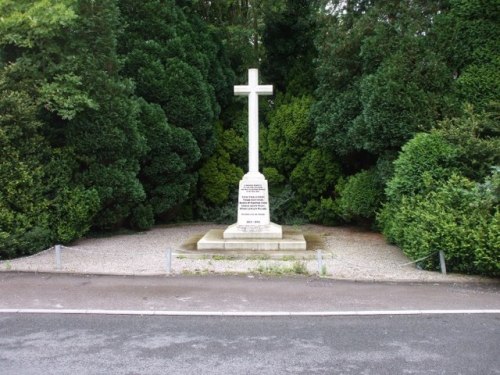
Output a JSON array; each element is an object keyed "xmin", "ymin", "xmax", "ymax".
[
  {"xmin": 337, "ymin": 169, "xmax": 384, "ymax": 222},
  {"xmin": 386, "ymin": 132, "xmax": 459, "ymax": 203},
  {"xmin": 380, "ymin": 174, "xmax": 499, "ymax": 276}
]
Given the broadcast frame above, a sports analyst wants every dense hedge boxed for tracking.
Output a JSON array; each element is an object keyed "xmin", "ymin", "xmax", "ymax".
[
  {"xmin": 378, "ymin": 109, "xmax": 499, "ymax": 276},
  {"xmin": 379, "ymin": 174, "xmax": 499, "ymax": 276}
]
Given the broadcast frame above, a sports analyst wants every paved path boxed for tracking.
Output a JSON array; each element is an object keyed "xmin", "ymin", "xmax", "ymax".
[{"xmin": 1, "ymin": 273, "xmax": 499, "ymax": 313}]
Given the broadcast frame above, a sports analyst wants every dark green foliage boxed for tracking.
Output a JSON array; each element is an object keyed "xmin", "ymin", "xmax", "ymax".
[
  {"xmin": 196, "ymin": 194, "xmax": 238, "ymax": 224},
  {"xmin": 269, "ymin": 186, "xmax": 306, "ymax": 225},
  {"xmin": 385, "ymin": 132, "xmax": 459, "ymax": 203},
  {"xmin": 0, "ymin": 1, "xmax": 103, "ymax": 257},
  {"xmin": 129, "ymin": 204, "xmax": 154, "ymax": 231},
  {"xmin": 64, "ymin": 0, "xmax": 146, "ymax": 230},
  {"xmin": 313, "ymin": 83, "xmax": 363, "ymax": 156},
  {"xmin": 198, "ymin": 123, "xmax": 244, "ymax": 206},
  {"xmin": 0, "ymin": 0, "xmax": 145, "ymax": 257},
  {"xmin": 261, "ymin": 0, "xmax": 318, "ymax": 95},
  {"xmin": 264, "ymin": 96, "xmax": 314, "ymax": 175},
  {"xmin": 385, "ymin": 108, "xmax": 499, "ymax": 206},
  {"xmin": 1, "ymin": 0, "xmax": 149, "ymax": 232},
  {"xmin": 337, "ymin": 169, "xmax": 384, "ymax": 223},
  {"xmin": 198, "ymin": 155, "xmax": 242, "ymax": 206},
  {"xmin": 161, "ymin": 58, "xmax": 215, "ymax": 155},
  {"xmin": 313, "ymin": 0, "xmax": 456, "ymax": 159},
  {"xmin": 39, "ymin": 73, "xmax": 98, "ymax": 120},
  {"xmin": 379, "ymin": 174, "xmax": 499, "ymax": 276},
  {"xmin": 263, "ymin": 167, "xmax": 285, "ymax": 185},
  {"xmin": 290, "ymin": 148, "xmax": 342, "ymax": 201},
  {"xmin": 433, "ymin": 0, "xmax": 500, "ymax": 111},
  {"xmin": 118, "ymin": 0, "xmax": 237, "ymax": 218},
  {"xmin": 0, "ymin": 0, "xmax": 77, "ymax": 49},
  {"xmin": 379, "ymin": 108, "xmax": 499, "ymax": 276},
  {"xmin": 0, "ymin": 81, "xmax": 98, "ymax": 258},
  {"xmin": 263, "ymin": 96, "xmax": 343, "ymax": 224},
  {"xmin": 321, "ymin": 155, "xmax": 393, "ymax": 227},
  {"xmin": 0, "ymin": 87, "xmax": 51, "ymax": 258},
  {"xmin": 357, "ymin": 46, "xmax": 453, "ymax": 154},
  {"xmin": 0, "ymin": 0, "xmax": 238, "ymax": 258},
  {"xmin": 118, "ymin": 0, "xmax": 234, "ymax": 159},
  {"xmin": 292, "ymin": 153, "xmax": 344, "ymax": 222},
  {"xmin": 434, "ymin": 105, "xmax": 500, "ymax": 182},
  {"xmin": 304, "ymin": 198, "xmax": 341, "ymax": 226},
  {"xmin": 49, "ymin": 185, "xmax": 100, "ymax": 243},
  {"xmin": 474, "ymin": 170, "xmax": 500, "ymax": 275},
  {"xmin": 45, "ymin": 150, "xmax": 100, "ymax": 243},
  {"xmin": 136, "ymin": 100, "xmax": 200, "ymax": 220},
  {"xmin": 189, "ymin": 0, "xmax": 294, "ymax": 73}
]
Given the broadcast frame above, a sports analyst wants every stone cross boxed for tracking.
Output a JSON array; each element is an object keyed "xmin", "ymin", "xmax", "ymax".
[{"xmin": 234, "ymin": 69, "xmax": 273, "ymax": 175}]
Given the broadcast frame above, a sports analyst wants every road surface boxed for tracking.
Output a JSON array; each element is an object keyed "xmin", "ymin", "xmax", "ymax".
[{"xmin": 1, "ymin": 313, "xmax": 499, "ymax": 374}]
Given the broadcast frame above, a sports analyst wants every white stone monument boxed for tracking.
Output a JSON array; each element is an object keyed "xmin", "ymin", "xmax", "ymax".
[
  {"xmin": 223, "ymin": 68, "xmax": 282, "ymax": 239},
  {"xmin": 197, "ymin": 69, "xmax": 305, "ymax": 251}
]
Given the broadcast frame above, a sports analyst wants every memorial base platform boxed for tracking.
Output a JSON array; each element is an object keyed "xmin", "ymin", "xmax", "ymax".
[{"xmin": 197, "ymin": 229, "xmax": 306, "ymax": 251}]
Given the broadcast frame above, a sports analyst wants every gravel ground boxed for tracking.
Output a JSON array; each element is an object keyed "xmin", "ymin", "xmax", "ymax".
[{"xmin": 0, "ymin": 223, "xmax": 494, "ymax": 283}]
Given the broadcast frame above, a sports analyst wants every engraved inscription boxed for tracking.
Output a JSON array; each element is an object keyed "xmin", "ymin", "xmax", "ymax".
[{"xmin": 238, "ymin": 181, "xmax": 270, "ymax": 225}]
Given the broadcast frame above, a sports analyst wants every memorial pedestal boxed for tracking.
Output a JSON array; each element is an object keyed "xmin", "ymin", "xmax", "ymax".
[
  {"xmin": 223, "ymin": 172, "xmax": 282, "ymax": 240},
  {"xmin": 197, "ymin": 172, "xmax": 305, "ymax": 251},
  {"xmin": 197, "ymin": 229, "xmax": 306, "ymax": 251}
]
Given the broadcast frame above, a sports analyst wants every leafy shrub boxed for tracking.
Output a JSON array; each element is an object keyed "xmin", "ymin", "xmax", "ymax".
[
  {"xmin": 0, "ymin": 226, "xmax": 52, "ymax": 259},
  {"xmin": 290, "ymin": 148, "xmax": 342, "ymax": 201},
  {"xmin": 196, "ymin": 195, "xmax": 237, "ymax": 224},
  {"xmin": 129, "ymin": 204, "xmax": 155, "ymax": 231},
  {"xmin": 269, "ymin": 185, "xmax": 306, "ymax": 224},
  {"xmin": 12, "ymin": 227, "xmax": 53, "ymax": 257},
  {"xmin": 475, "ymin": 210, "xmax": 500, "ymax": 275},
  {"xmin": 137, "ymin": 99, "xmax": 200, "ymax": 219},
  {"xmin": 337, "ymin": 169, "xmax": 384, "ymax": 223},
  {"xmin": 50, "ymin": 186, "xmax": 100, "ymax": 243},
  {"xmin": 264, "ymin": 96, "xmax": 314, "ymax": 175},
  {"xmin": 385, "ymin": 132, "xmax": 459, "ymax": 203},
  {"xmin": 355, "ymin": 46, "xmax": 454, "ymax": 155},
  {"xmin": 198, "ymin": 122, "xmax": 243, "ymax": 206},
  {"xmin": 263, "ymin": 167, "xmax": 285, "ymax": 185},
  {"xmin": 379, "ymin": 174, "xmax": 499, "ymax": 276},
  {"xmin": 0, "ymin": 87, "xmax": 52, "ymax": 259},
  {"xmin": 435, "ymin": 106, "xmax": 500, "ymax": 181},
  {"xmin": 304, "ymin": 198, "xmax": 341, "ymax": 225},
  {"xmin": 198, "ymin": 152, "xmax": 243, "ymax": 206}
]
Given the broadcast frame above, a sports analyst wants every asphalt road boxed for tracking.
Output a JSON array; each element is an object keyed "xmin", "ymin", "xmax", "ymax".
[
  {"xmin": 1, "ymin": 273, "xmax": 499, "ymax": 312},
  {"xmin": 1, "ymin": 313, "xmax": 499, "ymax": 375}
]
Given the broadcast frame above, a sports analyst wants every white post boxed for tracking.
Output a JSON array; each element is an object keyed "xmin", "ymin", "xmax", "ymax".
[
  {"xmin": 165, "ymin": 248, "xmax": 172, "ymax": 274},
  {"xmin": 439, "ymin": 250, "xmax": 447, "ymax": 275},
  {"xmin": 316, "ymin": 249, "xmax": 323, "ymax": 275},
  {"xmin": 55, "ymin": 244, "xmax": 61, "ymax": 271}
]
